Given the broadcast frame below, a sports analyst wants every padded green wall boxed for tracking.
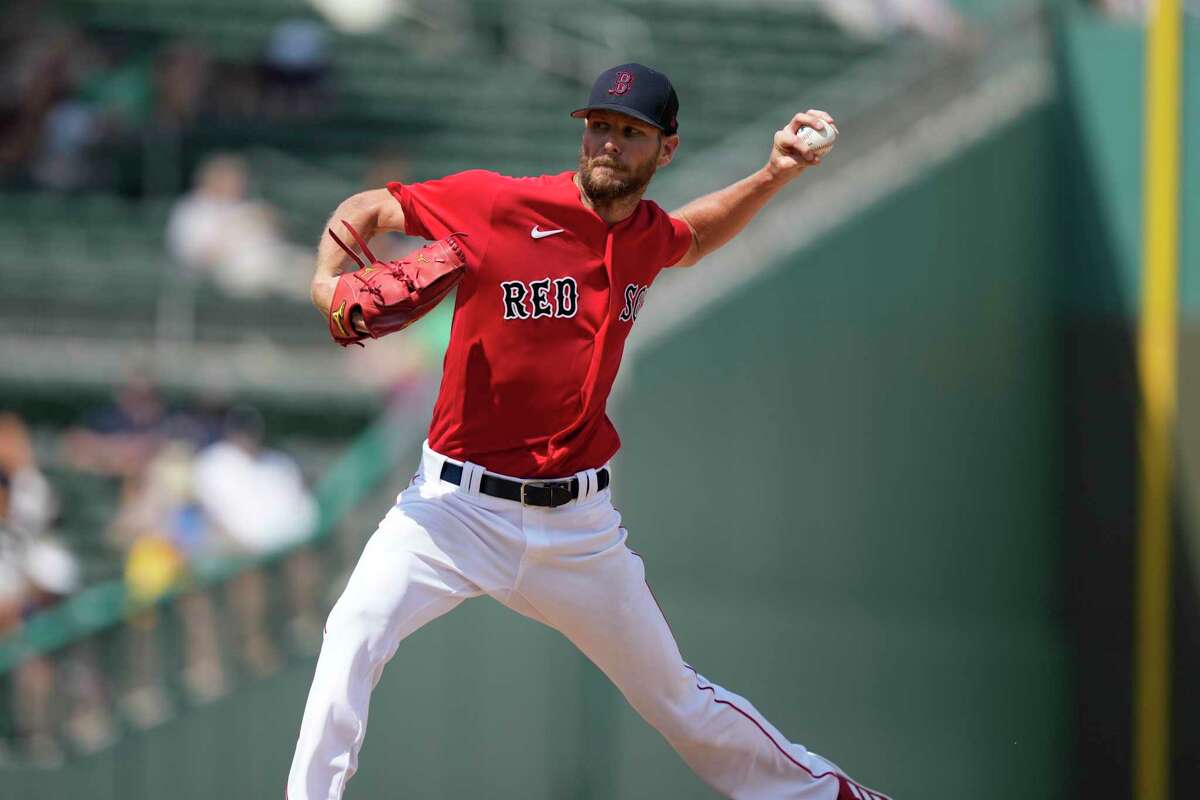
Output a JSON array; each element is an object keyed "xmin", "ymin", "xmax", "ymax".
[{"xmin": 605, "ymin": 109, "xmax": 1067, "ymax": 799}]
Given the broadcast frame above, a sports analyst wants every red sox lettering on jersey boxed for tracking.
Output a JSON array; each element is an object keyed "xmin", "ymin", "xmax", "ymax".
[
  {"xmin": 389, "ymin": 169, "xmax": 691, "ymax": 478},
  {"xmin": 500, "ymin": 278, "xmax": 579, "ymax": 319},
  {"xmin": 618, "ymin": 283, "xmax": 649, "ymax": 322},
  {"xmin": 500, "ymin": 278, "xmax": 647, "ymax": 323}
]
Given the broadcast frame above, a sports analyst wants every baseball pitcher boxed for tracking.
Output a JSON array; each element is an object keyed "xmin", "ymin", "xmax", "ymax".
[{"xmin": 290, "ymin": 63, "xmax": 888, "ymax": 800}]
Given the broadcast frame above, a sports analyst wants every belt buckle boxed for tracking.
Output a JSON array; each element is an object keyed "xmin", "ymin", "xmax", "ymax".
[
  {"xmin": 519, "ymin": 480, "xmax": 544, "ymax": 507},
  {"xmin": 520, "ymin": 480, "xmax": 568, "ymax": 508}
]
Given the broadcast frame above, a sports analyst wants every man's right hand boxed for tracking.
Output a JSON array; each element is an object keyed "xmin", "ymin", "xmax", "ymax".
[
  {"xmin": 323, "ymin": 233, "xmax": 468, "ymax": 347},
  {"xmin": 311, "ymin": 276, "xmax": 368, "ymax": 333}
]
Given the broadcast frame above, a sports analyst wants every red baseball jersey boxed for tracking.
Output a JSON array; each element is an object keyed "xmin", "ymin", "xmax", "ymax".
[{"xmin": 389, "ymin": 169, "xmax": 692, "ymax": 478}]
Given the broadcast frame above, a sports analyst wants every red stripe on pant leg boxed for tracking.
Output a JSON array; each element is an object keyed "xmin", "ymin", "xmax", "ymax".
[
  {"xmin": 691, "ymin": 677, "xmax": 891, "ymax": 800},
  {"xmin": 631, "ymin": 547, "xmax": 891, "ymax": 800},
  {"xmin": 628, "ymin": 547, "xmax": 680, "ymax": 642},
  {"xmin": 630, "ymin": 546, "xmax": 832, "ymax": 784},
  {"xmin": 690, "ymin": 677, "xmax": 835, "ymax": 782}
]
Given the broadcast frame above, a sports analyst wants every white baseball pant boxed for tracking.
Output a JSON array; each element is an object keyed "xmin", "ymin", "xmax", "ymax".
[{"xmin": 286, "ymin": 442, "xmax": 861, "ymax": 799}]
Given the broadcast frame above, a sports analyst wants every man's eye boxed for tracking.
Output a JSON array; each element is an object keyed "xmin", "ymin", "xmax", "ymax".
[{"xmin": 625, "ymin": 127, "xmax": 641, "ymax": 137}]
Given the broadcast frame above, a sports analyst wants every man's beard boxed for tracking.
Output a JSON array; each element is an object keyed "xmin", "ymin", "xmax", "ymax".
[{"xmin": 577, "ymin": 147, "xmax": 658, "ymax": 204}]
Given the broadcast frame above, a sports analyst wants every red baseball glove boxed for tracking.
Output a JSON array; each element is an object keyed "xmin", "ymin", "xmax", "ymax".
[{"xmin": 326, "ymin": 220, "xmax": 467, "ymax": 347}]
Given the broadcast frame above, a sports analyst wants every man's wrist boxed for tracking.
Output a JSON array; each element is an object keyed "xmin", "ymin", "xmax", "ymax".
[
  {"xmin": 311, "ymin": 276, "xmax": 336, "ymax": 316},
  {"xmin": 759, "ymin": 161, "xmax": 795, "ymax": 187}
]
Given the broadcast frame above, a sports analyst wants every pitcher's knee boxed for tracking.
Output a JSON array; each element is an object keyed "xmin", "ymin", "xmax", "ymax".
[{"xmin": 323, "ymin": 601, "xmax": 394, "ymax": 664}]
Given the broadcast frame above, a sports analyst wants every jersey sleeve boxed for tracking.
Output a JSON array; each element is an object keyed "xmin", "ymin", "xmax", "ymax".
[
  {"xmin": 387, "ymin": 170, "xmax": 503, "ymax": 244},
  {"xmin": 663, "ymin": 214, "xmax": 695, "ymax": 268},
  {"xmin": 642, "ymin": 202, "xmax": 695, "ymax": 270}
]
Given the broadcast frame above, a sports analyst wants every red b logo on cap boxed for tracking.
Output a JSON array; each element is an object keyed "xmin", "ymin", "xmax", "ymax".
[{"xmin": 607, "ymin": 71, "xmax": 634, "ymax": 96}]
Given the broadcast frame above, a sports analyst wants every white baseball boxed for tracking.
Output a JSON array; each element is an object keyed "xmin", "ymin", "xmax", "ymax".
[{"xmin": 798, "ymin": 123, "xmax": 838, "ymax": 157}]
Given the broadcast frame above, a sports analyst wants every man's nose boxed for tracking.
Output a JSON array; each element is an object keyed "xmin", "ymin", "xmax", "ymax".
[{"xmin": 603, "ymin": 139, "xmax": 620, "ymax": 155}]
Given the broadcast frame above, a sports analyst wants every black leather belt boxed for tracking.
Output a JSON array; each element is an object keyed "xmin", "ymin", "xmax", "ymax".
[{"xmin": 439, "ymin": 462, "xmax": 609, "ymax": 508}]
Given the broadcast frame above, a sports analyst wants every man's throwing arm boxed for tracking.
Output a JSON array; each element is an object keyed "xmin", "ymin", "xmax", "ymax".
[{"xmin": 669, "ymin": 109, "xmax": 835, "ymax": 268}]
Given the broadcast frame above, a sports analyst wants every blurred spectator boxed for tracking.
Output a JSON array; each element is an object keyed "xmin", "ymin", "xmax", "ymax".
[
  {"xmin": 193, "ymin": 405, "xmax": 317, "ymax": 553},
  {"xmin": 0, "ymin": 25, "xmax": 96, "ymax": 186},
  {"xmin": 0, "ymin": 412, "xmax": 81, "ymax": 623},
  {"xmin": 20, "ymin": 538, "xmax": 81, "ymax": 608},
  {"xmin": 165, "ymin": 153, "xmax": 312, "ymax": 298},
  {"xmin": 10, "ymin": 538, "xmax": 84, "ymax": 757},
  {"xmin": 0, "ymin": 412, "xmax": 58, "ymax": 537},
  {"xmin": 110, "ymin": 440, "xmax": 200, "ymax": 568},
  {"xmin": 62, "ymin": 371, "xmax": 168, "ymax": 479},
  {"xmin": 0, "ymin": 472, "xmax": 25, "ymax": 639},
  {"xmin": 193, "ymin": 405, "xmax": 321, "ymax": 671},
  {"xmin": 0, "ymin": 412, "xmax": 79, "ymax": 608},
  {"xmin": 154, "ymin": 43, "xmax": 212, "ymax": 127},
  {"xmin": 109, "ymin": 437, "xmax": 225, "ymax": 705},
  {"xmin": 31, "ymin": 97, "xmax": 102, "ymax": 191},
  {"xmin": 259, "ymin": 18, "xmax": 332, "ymax": 118},
  {"xmin": 65, "ymin": 370, "xmax": 218, "ymax": 472},
  {"xmin": 0, "ymin": 564, "xmax": 22, "ymax": 639},
  {"xmin": 0, "ymin": 411, "xmax": 82, "ymax": 613},
  {"xmin": 0, "ymin": 422, "xmax": 89, "ymax": 763}
]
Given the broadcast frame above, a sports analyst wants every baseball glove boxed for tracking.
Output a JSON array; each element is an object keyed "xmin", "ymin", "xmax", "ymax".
[{"xmin": 325, "ymin": 220, "xmax": 467, "ymax": 347}]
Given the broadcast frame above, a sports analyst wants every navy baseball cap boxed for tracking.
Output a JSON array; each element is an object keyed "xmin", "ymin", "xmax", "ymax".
[{"xmin": 571, "ymin": 63, "xmax": 679, "ymax": 136}]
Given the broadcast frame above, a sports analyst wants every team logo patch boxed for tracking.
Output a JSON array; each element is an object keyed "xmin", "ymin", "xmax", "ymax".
[
  {"xmin": 618, "ymin": 283, "xmax": 648, "ymax": 322},
  {"xmin": 607, "ymin": 71, "xmax": 634, "ymax": 96},
  {"xmin": 501, "ymin": 277, "xmax": 579, "ymax": 320}
]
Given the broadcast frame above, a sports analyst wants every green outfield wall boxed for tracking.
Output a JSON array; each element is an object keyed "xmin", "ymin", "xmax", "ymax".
[{"xmin": 604, "ymin": 105, "xmax": 1068, "ymax": 799}]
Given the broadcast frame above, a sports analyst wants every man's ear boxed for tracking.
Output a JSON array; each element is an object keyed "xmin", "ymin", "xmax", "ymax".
[{"xmin": 657, "ymin": 134, "xmax": 680, "ymax": 168}]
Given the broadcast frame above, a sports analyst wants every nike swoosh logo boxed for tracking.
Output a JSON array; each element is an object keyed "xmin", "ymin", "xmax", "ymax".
[{"xmin": 531, "ymin": 225, "xmax": 565, "ymax": 239}]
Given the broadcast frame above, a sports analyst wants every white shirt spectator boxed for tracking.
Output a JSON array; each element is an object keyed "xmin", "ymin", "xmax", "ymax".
[
  {"xmin": 7, "ymin": 466, "xmax": 58, "ymax": 537},
  {"xmin": 165, "ymin": 153, "xmax": 310, "ymax": 298},
  {"xmin": 192, "ymin": 440, "xmax": 318, "ymax": 554}
]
